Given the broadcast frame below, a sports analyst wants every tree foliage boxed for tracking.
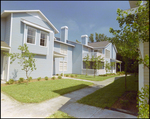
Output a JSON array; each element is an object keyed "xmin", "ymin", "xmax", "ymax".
[
  {"xmin": 83, "ymin": 54, "xmax": 90, "ymax": 76},
  {"xmin": 95, "ymin": 33, "xmax": 109, "ymax": 42},
  {"xmin": 89, "ymin": 34, "xmax": 94, "ymax": 43},
  {"xmin": 5, "ymin": 44, "xmax": 36, "ymax": 85},
  {"xmin": 91, "ymin": 55, "xmax": 104, "ymax": 77},
  {"xmin": 109, "ymin": 0, "xmax": 149, "ymax": 69},
  {"xmin": 76, "ymin": 39, "xmax": 81, "ymax": 43}
]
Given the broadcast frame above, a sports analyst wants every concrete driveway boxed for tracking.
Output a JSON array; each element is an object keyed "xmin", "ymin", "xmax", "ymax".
[{"xmin": 1, "ymin": 76, "xmax": 137, "ymax": 118}]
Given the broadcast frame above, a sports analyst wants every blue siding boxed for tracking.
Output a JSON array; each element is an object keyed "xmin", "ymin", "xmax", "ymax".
[
  {"xmin": 13, "ymin": 13, "xmax": 53, "ymax": 30},
  {"xmin": 72, "ymin": 43, "xmax": 83, "ymax": 74},
  {"xmin": 4, "ymin": 14, "xmax": 11, "ymax": 45},
  {"xmin": 1, "ymin": 18, "xmax": 6, "ymax": 41},
  {"xmin": 8, "ymin": 12, "xmax": 54, "ymax": 80},
  {"xmin": 54, "ymin": 42, "xmax": 73, "ymax": 74}
]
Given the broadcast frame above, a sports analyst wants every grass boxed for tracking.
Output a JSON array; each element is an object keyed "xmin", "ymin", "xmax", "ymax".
[
  {"xmin": 77, "ymin": 75, "xmax": 138, "ymax": 108},
  {"xmin": 47, "ymin": 111, "xmax": 75, "ymax": 118},
  {"xmin": 1, "ymin": 79, "xmax": 93, "ymax": 103},
  {"xmin": 67, "ymin": 74, "xmax": 121, "ymax": 81}
]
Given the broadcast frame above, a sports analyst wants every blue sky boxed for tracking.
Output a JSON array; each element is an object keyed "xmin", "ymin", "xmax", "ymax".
[{"xmin": 1, "ymin": 1, "xmax": 130, "ymax": 42}]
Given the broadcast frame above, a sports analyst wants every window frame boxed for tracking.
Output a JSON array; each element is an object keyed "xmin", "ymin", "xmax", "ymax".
[
  {"xmin": 60, "ymin": 44, "xmax": 68, "ymax": 55},
  {"xmin": 39, "ymin": 31, "xmax": 48, "ymax": 47},
  {"xmin": 59, "ymin": 61, "xmax": 67, "ymax": 71},
  {"xmin": 26, "ymin": 26, "xmax": 37, "ymax": 45}
]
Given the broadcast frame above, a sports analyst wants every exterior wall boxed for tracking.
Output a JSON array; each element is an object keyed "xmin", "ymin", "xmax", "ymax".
[
  {"xmin": 1, "ymin": 18, "xmax": 6, "ymax": 41},
  {"xmin": 1, "ymin": 51, "xmax": 4, "ymax": 78},
  {"xmin": 72, "ymin": 43, "xmax": 83, "ymax": 74},
  {"xmin": 61, "ymin": 28, "xmax": 68, "ymax": 43},
  {"xmin": 8, "ymin": 12, "xmax": 54, "ymax": 80},
  {"xmin": 143, "ymin": 42, "xmax": 149, "ymax": 86},
  {"xmin": 3, "ymin": 14, "xmax": 11, "ymax": 45},
  {"xmin": 54, "ymin": 42, "xmax": 73, "ymax": 74},
  {"xmin": 112, "ymin": 45, "xmax": 116, "ymax": 59}
]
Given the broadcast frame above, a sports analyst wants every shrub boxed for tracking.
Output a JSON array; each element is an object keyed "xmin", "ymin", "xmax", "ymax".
[
  {"xmin": 37, "ymin": 77, "xmax": 41, "ymax": 81},
  {"xmin": 19, "ymin": 77, "xmax": 24, "ymax": 82},
  {"xmin": 70, "ymin": 74, "xmax": 74, "ymax": 77},
  {"xmin": 75, "ymin": 74, "xmax": 78, "ymax": 77},
  {"xmin": 60, "ymin": 73, "xmax": 63, "ymax": 76},
  {"xmin": 45, "ymin": 76, "xmax": 48, "ymax": 80},
  {"xmin": 9, "ymin": 79, "xmax": 15, "ymax": 84},
  {"xmin": 137, "ymin": 85, "xmax": 149, "ymax": 118},
  {"xmin": 28, "ymin": 77, "xmax": 32, "ymax": 82},
  {"xmin": 56, "ymin": 74, "xmax": 59, "ymax": 76},
  {"xmin": 18, "ymin": 80, "xmax": 22, "ymax": 84},
  {"xmin": 58, "ymin": 76, "xmax": 62, "ymax": 79},
  {"xmin": 51, "ymin": 76, "xmax": 56, "ymax": 80},
  {"xmin": 66, "ymin": 74, "xmax": 69, "ymax": 77},
  {"xmin": 6, "ymin": 81, "xmax": 9, "ymax": 84}
]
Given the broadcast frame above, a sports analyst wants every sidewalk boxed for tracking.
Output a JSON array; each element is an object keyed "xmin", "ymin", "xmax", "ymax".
[{"xmin": 1, "ymin": 75, "xmax": 137, "ymax": 118}]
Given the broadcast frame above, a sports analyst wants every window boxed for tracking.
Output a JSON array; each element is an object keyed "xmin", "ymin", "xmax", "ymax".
[
  {"xmin": 60, "ymin": 44, "xmax": 67, "ymax": 55},
  {"xmin": 105, "ymin": 49, "xmax": 110, "ymax": 58},
  {"xmin": 40, "ymin": 31, "xmax": 47, "ymax": 46},
  {"xmin": 27, "ymin": 26, "xmax": 36, "ymax": 44},
  {"xmin": 59, "ymin": 61, "xmax": 67, "ymax": 71}
]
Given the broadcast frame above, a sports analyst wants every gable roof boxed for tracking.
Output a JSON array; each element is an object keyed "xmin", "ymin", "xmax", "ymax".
[
  {"xmin": 88, "ymin": 41, "xmax": 110, "ymax": 48},
  {"xmin": 1, "ymin": 10, "xmax": 59, "ymax": 34}
]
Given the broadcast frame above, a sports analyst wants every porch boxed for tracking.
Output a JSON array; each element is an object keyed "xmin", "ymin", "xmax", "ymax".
[{"xmin": 82, "ymin": 69, "xmax": 105, "ymax": 76}]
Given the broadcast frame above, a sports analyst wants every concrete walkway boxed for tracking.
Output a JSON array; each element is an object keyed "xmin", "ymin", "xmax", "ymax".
[{"xmin": 1, "ymin": 75, "xmax": 137, "ymax": 118}]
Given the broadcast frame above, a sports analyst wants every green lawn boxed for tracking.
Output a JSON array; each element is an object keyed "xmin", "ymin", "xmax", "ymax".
[
  {"xmin": 47, "ymin": 111, "xmax": 75, "ymax": 118},
  {"xmin": 77, "ymin": 75, "xmax": 138, "ymax": 108},
  {"xmin": 1, "ymin": 79, "xmax": 93, "ymax": 103},
  {"xmin": 71, "ymin": 74, "xmax": 121, "ymax": 81}
]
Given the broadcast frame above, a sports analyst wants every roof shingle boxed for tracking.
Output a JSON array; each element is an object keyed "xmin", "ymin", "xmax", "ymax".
[{"xmin": 88, "ymin": 41, "xmax": 109, "ymax": 48}]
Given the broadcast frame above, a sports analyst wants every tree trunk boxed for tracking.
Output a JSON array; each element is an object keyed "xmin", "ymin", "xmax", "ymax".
[
  {"xmin": 124, "ymin": 58, "xmax": 128, "ymax": 91},
  {"xmin": 94, "ymin": 69, "xmax": 95, "ymax": 78},
  {"xmin": 26, "ymin": 71, "xmax": 28, "ymax": 85}
]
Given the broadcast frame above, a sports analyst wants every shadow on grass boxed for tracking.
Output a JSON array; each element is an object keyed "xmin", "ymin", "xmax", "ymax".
[
  {"xmin": 77, "ymin": 75, "xmax": 138, "ymax": 109},
  {"xmin": 53, "ymin": 84, "xmax": 91, "ymax": 95}
]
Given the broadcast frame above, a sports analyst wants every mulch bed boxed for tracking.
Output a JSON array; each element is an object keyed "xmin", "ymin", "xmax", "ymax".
[{"xmin": 108, "ymin": 91, "xmax": 138, "ymax": 116}]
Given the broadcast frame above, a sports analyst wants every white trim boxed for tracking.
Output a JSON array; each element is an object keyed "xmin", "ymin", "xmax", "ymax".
[
  {"xmin": 54, "ymin": 40, "xmax": 75, "ymax": 47},
  {"xmin": 81, "ymin": 35, "xmax": 88, "ymax": 38},
  {"xmin": 7, "ymin": 13, "xmax": 13, "ymax": 81},
  {"xmin": 1, "ymin": 10, "xmax": 59, "ymax": 34},
  {"xmin": 59, "ymin": 61, "xmax": 67, "ymax": 71},
  {"xmin": 39, "ymin": 31, "xmax": 48, "ymax": 47},
  {"xmin": 21, "ymin": 19, "xmax": 52, "ymax": 33},
  {"xmin": 139, "ymin": 42, "xmax": 144, "ymax": 92},
  {"xmin": 26, "ymin": 26, "xmax": 37, "ymax": 45},
  {"xmin": 1, "ymin": 46, "xmax": 10, "ymax": 50},
  {"xmin": 83, "ymin": 44, "xmax": 93, "ymax": 49},
  {"xmin": 23, "ymin": 23, "xmax": 27, "ymax": 44},
  {"xmin": 61, "ymin": 26, "xmax": 68, "ymax": 29}
]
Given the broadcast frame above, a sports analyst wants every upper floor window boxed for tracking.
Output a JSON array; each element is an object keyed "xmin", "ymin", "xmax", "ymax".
[
  {"xmin": 40, "ymin": 31, "xmax": 47, "ymax": 47},
  {"xmin": 105, "ymin": 49, "xmax": 110, "ymax": 58},
  {"xmin": 27, "ymin": 26, "xmax": 36, "ymax": 44},
  {"xmin": 60, "ymin": 44, "xmax": 68, "ymax": 55}
]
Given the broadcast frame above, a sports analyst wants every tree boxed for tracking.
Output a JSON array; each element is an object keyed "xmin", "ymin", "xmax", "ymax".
[
  {"xmin": 89, "ymin": 34, "xmax": 94, "ymax": 42},
  {"xmin": 83, "ymin": 54, "xmax": 90, "ymax": 76},
  {"xmin": 95, "ymin": 33, "xmax": 109, "ymax": 42},
  {"xmin": 108, "ymin": 0, "xmax": 149, "ymax": 90},
  {"xmin": 76, "ymin": 39, "xmax": 81, "ymax": 43},
  {"xmin": 5, "ymin": 44, "xmax": 36, "ymax": 85},
  {"xmin": 109, "ymin": 0, "xmax": 149, "ymax": 69},
  {"xmin": 91, "ymin": 55, "xmax": 104, "ymax": 77},
  {"xmin": 104, "ymin": 61, "xmax": 111, "ymax": 74}
]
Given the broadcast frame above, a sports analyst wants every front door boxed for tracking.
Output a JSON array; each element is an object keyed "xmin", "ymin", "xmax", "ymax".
[{"xmin": 2, "ymin": 56, "xmax": 8, "ymax": 81}]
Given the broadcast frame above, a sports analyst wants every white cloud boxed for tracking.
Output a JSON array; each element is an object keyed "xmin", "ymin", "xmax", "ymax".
[{"xmin": 64, "ymin": 19, "xmax": 79, "ymax": 31}]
